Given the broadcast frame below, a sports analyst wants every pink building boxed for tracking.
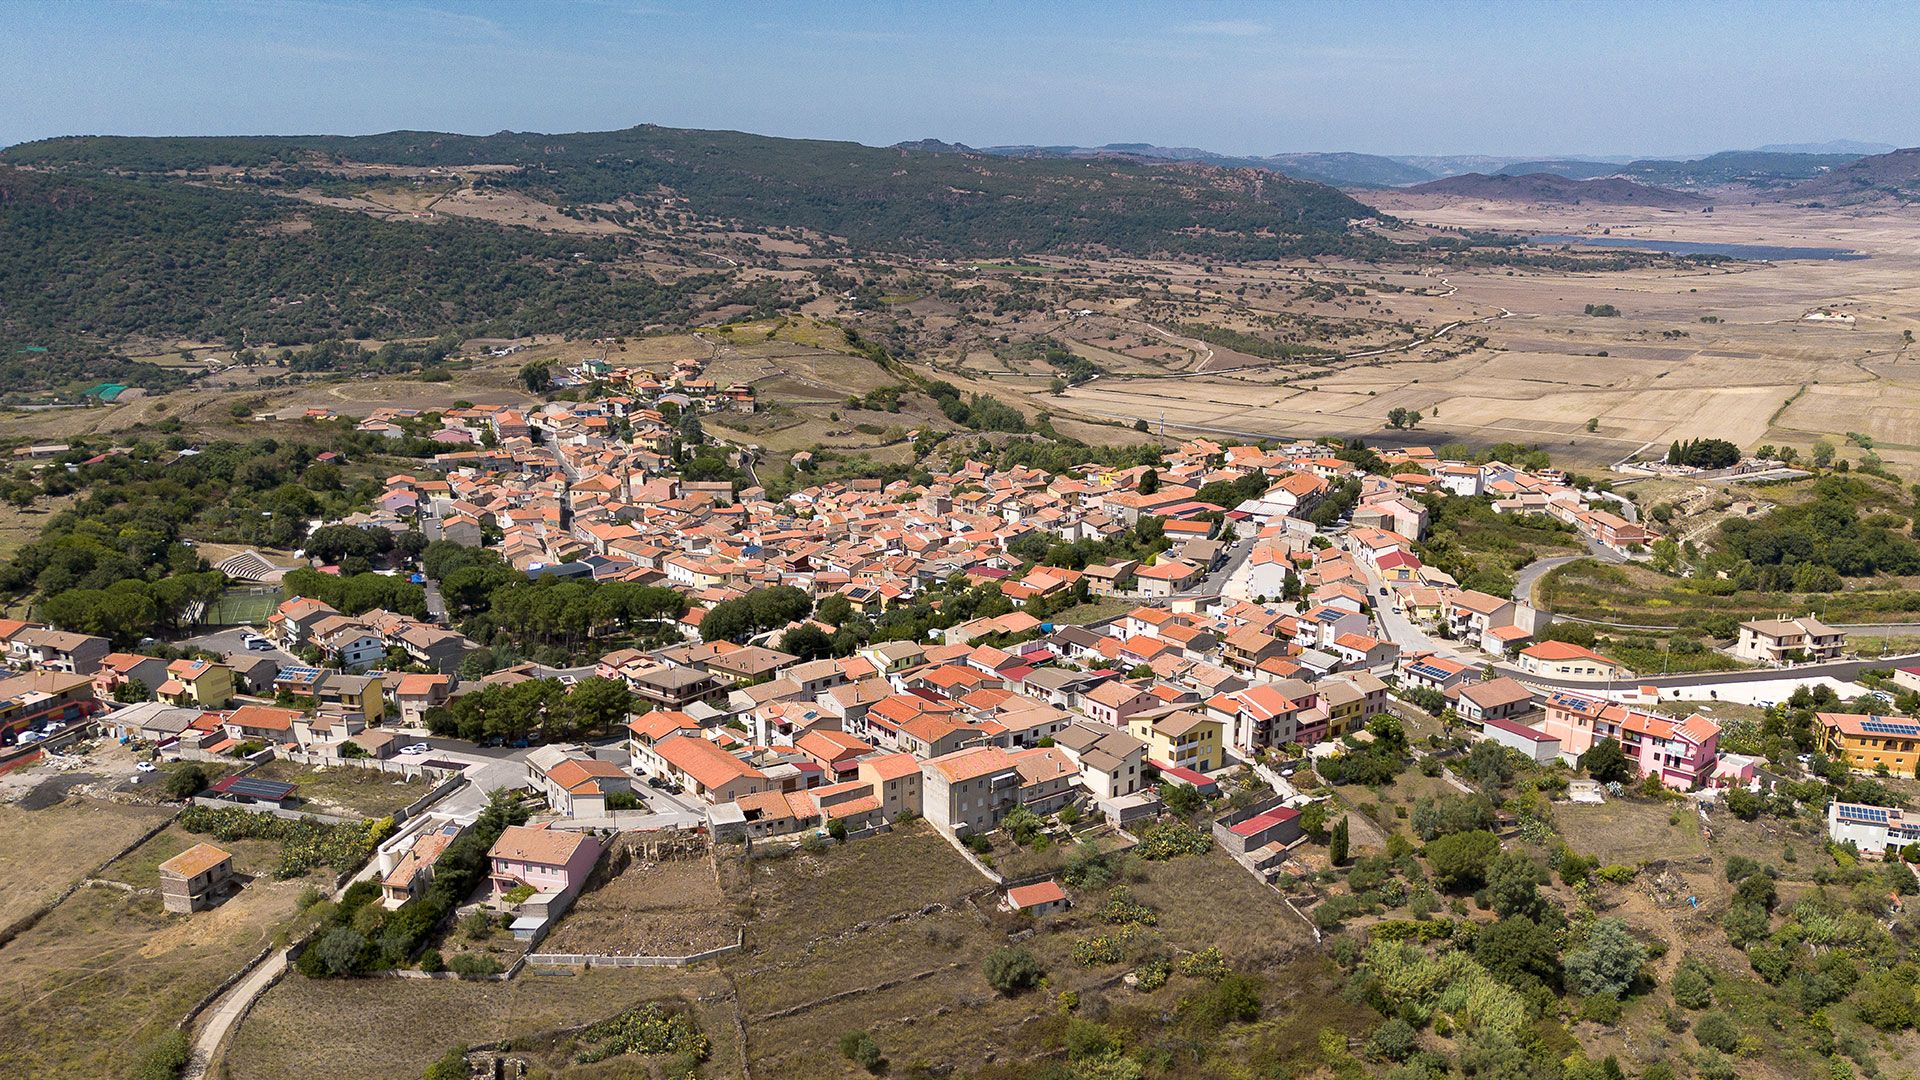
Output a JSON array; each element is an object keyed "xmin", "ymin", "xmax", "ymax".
[
  {"xmin": 1540, "ymin": 692, "xmax": 1720, "ymax": 789},
  {"xmin": 487, "ymin": 824, "xmax": 603, "ymax": 900}
]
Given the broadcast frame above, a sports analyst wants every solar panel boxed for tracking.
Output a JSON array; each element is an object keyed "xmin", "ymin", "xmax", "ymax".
[
  {"xmin": 1860, "ymin": 720, "xmax": 1920, "ymax": 736},
  {"xmin": 1839, "ymin": 804, "xmax": 1890, "ymax": 823},
  {"xmin": 215, "ymin": 776, "xmax": 297, "ymax": 801}
]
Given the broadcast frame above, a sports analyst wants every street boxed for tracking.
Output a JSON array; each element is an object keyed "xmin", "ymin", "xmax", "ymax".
[{"xmin": 1344, "ymin": 538, "xmax": 1478, "ymax": 664}]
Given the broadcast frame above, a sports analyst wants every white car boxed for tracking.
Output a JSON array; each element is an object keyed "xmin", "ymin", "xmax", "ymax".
[
  {"xmin": 136, "ymin": 761, "xmax": 157, "ymax": 773},
  {"xmin": 400, "ymin": 743, "xmax": 431, "ymax": 755}
]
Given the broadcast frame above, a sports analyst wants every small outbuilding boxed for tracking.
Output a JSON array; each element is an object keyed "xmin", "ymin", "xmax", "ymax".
[
  {"xmin": 1004, "ymin": 879, "xmax": 1070, "ymax": 917},
  {"xmin": 159, "ymin": 843, "xmax": 235, "ymax": 913}
]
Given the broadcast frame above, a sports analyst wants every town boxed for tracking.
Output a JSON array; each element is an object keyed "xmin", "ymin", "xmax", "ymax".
[{"xmin": 4, "ymin": 349, "xmax": 1918, "ymax": 1079}]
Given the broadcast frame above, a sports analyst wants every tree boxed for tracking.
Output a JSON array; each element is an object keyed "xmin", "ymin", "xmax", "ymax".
[
  {"xmin": 1138, "ymin": 469, "xmax": 1159, "ymax": 495},
  {"xmin": 1581, "ymin": 738, "xmax": 1633, "ymax": 784},
  {"xmin": 778, "ymin": 623, "xmax": 835, "ymax": 661},
  {"xmin": 165, "ymin": 763, "xmax": 209, "ymax": 800},
  {"xmin": 518, "ymin": 361, "xmax": 552, "ymax": 393},
  {"xmin": 1564, "ymin": 918, "xmax": 1645, "ymax": 998},
  {"xmin": 839, "ymin": 1030, "xmax": 883, "ymax": 1073},
  {"xmin": 1485, "ymin": 852, "xmax": 1548, "ymax": 919},
  {"xmin": 113, "ymin": 678, "xmax": 151, "ymax": 704},
  {"xmin": 984, "ymin": 947, "xmax": 1044, "ymax": 994},
  {"xmin": 1475, "ymin": 915, "xmax": 1562, "ymax": 991},
  {"xmin": 1812, "ymin": 440, "xmax": 1836, "ymax": 468},
  {"xmin": 1425, "ymin": 829, "xmax": 1500, "ymax": 892},
  {"xmin": 312, "ymin": 927, "xmax": 368, "ymax": 977},
  {"xmin": 1329, "ymin": 816, "xmax": 1350, "ymax": 865}
]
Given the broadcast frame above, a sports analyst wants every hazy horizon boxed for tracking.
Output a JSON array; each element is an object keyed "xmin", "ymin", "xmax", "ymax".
[{"xmin": 2, "ymin": 0, "xmax": 1914, "ymax": 159}]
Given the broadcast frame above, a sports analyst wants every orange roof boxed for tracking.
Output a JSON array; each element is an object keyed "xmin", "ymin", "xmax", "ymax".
[
  {"xmin": 488, "ymin": 824, "xmax": 596, "ymax": 866},
  {"xmin": 225, "ymin": 704, "xmax": 303, "ymax": 732},
  {"xmin": 859, "ymin": 752, "xmax": 922, "ymax": 782},
  {"xmin": 1521, "ymin": 641, "xmax": 1619, "ymax": 665},
  {"xmin": 159, "ymin": 842, "xmax": 232, "ymax": 880},
  {"xmin": 628, "ymin": 709, "xmax": 701, "ymax": 740},
  {"xmin": 1007, "ymin": 880, "xmax": 1068, "ymax": 908},
  {"xmin": 656, "ymin": 734, "xmax": 764, "ymax": 789}
]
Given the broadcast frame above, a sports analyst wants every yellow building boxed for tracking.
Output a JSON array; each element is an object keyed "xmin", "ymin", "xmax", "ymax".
[
  {"xmin": 1819, "ymin": 712, "xmax": 1920, "ymax": 778},
  {"xmin": 158, "ymin": 659, "xmax": 234, "ymax": 710},
  {"xmin": 1129, "ymin": 708, "xmax": 1223, "ymax": 774},
  {"xmin": 318, "ymin": 673, "xmax": 386, "ymax": 725}
]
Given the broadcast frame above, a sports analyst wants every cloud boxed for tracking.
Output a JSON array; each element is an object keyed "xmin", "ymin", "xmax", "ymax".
[{"xmin": 1176, "ymin": 18, "xmax": 1268, "ymax": 38}]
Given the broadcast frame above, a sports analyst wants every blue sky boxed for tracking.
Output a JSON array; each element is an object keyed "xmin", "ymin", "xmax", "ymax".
[{"xmin": 1, "ymin": 0, "xmax": 1912, "ymax": 157}]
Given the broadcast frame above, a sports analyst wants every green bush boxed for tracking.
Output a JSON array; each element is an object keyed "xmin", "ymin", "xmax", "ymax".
[
  {"xmin": 447, "ymin": 952, "xmax": 504, "ymax": 979},
  {"xmin": 1671, "ymin": 961, "xmax": 1713, "ymax": 1009},
  {"xmin": 839, "ymin": 1030, "xmax": 882, "ymax": 1073},
  {"xmin": 1072, "ymin": 935, "xmax": 1123, "ymax": 967},
  {"xmin": 1135, "ymin": 820, "xmax": 1211, "ymax": 860},
  {"xmin": 130, "ymin": 1030, "xmax": 190, "ymax": 1080},
  {"xmin": 1693, "ymin": 1011, "xmax": 1740, "ymax": 1052},
  {"xmin": 984, "ymin": 947, "xmax": 1045, "ymax": 994},
  {"xmin": 576, "ymin": 1003, "xmax": 710, "ymax": 1064}
]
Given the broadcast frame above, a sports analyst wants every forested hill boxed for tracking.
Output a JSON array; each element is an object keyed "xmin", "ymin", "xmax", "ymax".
[
  {"xmin": 0, "ymin": 164, "xmax": 727, "ymax": 346},
  {"xmin": 3, "ymin": 124, "xmax": 1387, "ymax": 261}
]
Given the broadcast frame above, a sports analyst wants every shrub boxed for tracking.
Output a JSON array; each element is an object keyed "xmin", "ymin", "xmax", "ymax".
[
  {"xmin": 1135, "ymin": 820, "xmax": 1211, "ymax": 860},
  {"xmin": 448, "ymin": 952, "xmax": 504, "ymax": 979},
  {"xmin": 1100, "ymin": 887, "xmax": 1157, "ymax": 927},
  {"xmin": 1178, "ymin": 947, "xmax": 1229, "ymax": 980},
  {"xmin": 130, "ymin": 1030, "xmax": 191, "ymax": 1080},
  {"xmin": 422, "ymin": 1047, "xmax": 469, "ymax": 1080},
  {"xmin": 164, "ymin": 764, "xmax": 208, "ymax": 800},
  {"xmin": 839, "ymin": 1030, "xmax": 883, "ymax": 1073},
  {"xmin": 1183, "ymin": 971, "xmax": 1263, "ymax": 1031},
  {"xmin": 575, "ymin": 1003, "xmax": 710, "ymax": 1064},
  {"xmin": 1134, "ymin": 957, "xmax": 1171, "ymax": 992},
  {"xmin": 1564, "ymin": 918, "xmax": 1645, "ymax": 998},
  {"xmin": 1693, "ymin": 1011, "xmax": 1740, "ymax": 1052},
  {"xmin": 418, "ymin": 949, "xmax": 445, "ymax": 974},
  {"xmin": 1072, "ymin": 935, "xmax": 1123, "ymax": 966},
  {"xmin": 984, "ymin": 947, "xmax": 1045, "ymax": 994},
  {"xmin": 1671, "ymin": 961, "xmax": 1713, "ymax": 1009},
  {"xmin": 1367, "ymin": 1017, "xmax": 1418, "ymax": 1061}
]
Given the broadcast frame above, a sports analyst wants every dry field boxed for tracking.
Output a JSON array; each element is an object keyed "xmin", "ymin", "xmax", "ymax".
[
  {"xmin": 540, "ymin": 852, "xmax": 737, "ymax": 958},
  {"xmin": 247, "ymin": 760, "xmax": 434, "ymax": 820},
  {"xmin": 0, "ymin": 796, "xmax": 176, "ymax": 929},
  {"xmin": 1006, "ymin": 201, "xmax": 1920, "ymax": 475},
  {"xmin": 224, "ymin": 967, "xmax": 738, "ymax": 1080},
  {"xmin": 0, "ymin": 823, "xmax": 321, "ymax": 1079}
]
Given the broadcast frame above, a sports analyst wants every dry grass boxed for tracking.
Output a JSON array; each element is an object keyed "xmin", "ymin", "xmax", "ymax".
[
  {"xmin": 541, "ymin": 855, "xmax": 736, "ymax": 958},
  {"xmin": 224, "ymin": 967, "xmax": 735, "ymax": 1080},
  {"xmin": 1554, "ymin": 796, "xmax": 1710, "ymax": 866},
  {"xmin": 0, "ymin": 827, "xmax": 320, "ymax": 1079},
  {"xmin": 247, "ymin": 760, "xmax": 432, "ymax": 820},
  {"xmin": 0, "ymin": 797, "xmax": 176, "ymax": 928}
]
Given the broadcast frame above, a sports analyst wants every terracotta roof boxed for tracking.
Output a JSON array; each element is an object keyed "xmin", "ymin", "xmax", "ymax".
[
  {"xmin": 159, "ymin": 842, "xmax": 232, "ymax": 880},
  {"xmin": 488, "ymin": 824, "xmax": 596, "ymax": 866}
]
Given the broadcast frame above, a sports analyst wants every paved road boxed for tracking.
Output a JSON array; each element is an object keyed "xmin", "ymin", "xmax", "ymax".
[
  {"xmin": 1344, "ymin": 539, "xmax": 1477, "ymax": 664},
  {"xmin": 182, "ymin": 948, "xmax": 286, "ymax": 1080}
]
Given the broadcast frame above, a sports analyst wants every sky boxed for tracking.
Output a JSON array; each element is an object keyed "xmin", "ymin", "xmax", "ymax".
[{"xmin": 1, "ymin": 0, "xmax": 1914, "ymax": 158}]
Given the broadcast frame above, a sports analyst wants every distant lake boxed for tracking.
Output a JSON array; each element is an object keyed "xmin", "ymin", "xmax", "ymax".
[{"xmin": 1530, "ymin": 234, "xmax": 1867, "ymax": 261}]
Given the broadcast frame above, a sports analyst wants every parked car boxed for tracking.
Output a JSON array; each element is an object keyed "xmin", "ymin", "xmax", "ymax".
[
  {"xmin": 136, "ymin": 761, "xmax": 156, "ymax": 773},
  {"xmin": 400, "ymin": 743, "xmax": 431, "ymax": 756}
]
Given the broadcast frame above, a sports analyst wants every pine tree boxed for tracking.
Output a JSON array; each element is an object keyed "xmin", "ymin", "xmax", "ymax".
[{"xmin": 1329, "ymin": 816, "xmax": 1350, "ymax": 865}]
